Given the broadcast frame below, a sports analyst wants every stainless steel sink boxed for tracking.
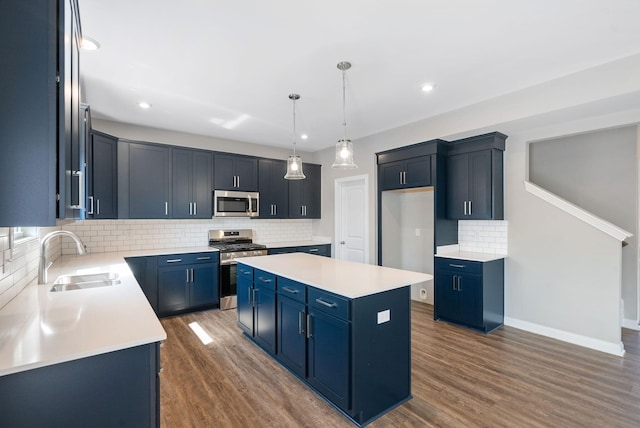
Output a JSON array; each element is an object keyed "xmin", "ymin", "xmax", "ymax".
[{"xmin": 50, "ymin": 272, "xmax": 121, "ymax": 292}]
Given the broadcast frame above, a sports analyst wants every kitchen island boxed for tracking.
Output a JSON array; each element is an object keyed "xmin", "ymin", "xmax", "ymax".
[{"xmin": 236, "ymin": 253, "xmax": 432, "ymax": 426}]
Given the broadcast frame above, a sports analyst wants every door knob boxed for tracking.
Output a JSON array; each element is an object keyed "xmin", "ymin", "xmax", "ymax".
[{"xmin": 340, "ymin": 241, "xmax": 345, "ymax": 245}]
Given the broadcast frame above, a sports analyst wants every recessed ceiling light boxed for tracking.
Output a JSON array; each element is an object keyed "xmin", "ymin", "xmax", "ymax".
[
  {"xmin": 301, "ymin": 134, "xmax": 308, "ymax": 140},
  {"xmin": 81, "ymin": 36, "xmax": 100, "ymax": 51},
  {"xmin": 138, "ymin": 101, "xmax": 152, "ymax": 109},
  {"xmin": 421, "ymin": 83, "xmax": 435, "ymax": 93}
]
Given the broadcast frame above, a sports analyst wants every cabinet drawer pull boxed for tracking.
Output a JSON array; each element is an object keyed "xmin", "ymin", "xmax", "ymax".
[
  {"xmin": 257, "ymin": 276, "xmax": 272, "ymax": 283},
  {"xmin": 166, "ymin": 259, "xmax": 183, "ymax": 263},
  {"xmin": 282, "ymin": 286, "xmax": 299, "ymax": 294},
  {"xmin": 308, "ymin": 248, "xmax": 318, "ymax": 252},
  {"xmin": 315, "ymin": 298, "xmax": 337, "ymax": 308},
  {"xmin": 449, "ymin": 264, "xmax": 465, "ymax": 268},
  {"xmin": 197, "ymin": 257, "xmax": 211, "ymax": 261}
]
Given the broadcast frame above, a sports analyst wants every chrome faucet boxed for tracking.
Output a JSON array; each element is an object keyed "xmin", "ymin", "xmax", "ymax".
[{"xmin": 38, "ymin": 230, "xmax": 87, "ymax": 284}]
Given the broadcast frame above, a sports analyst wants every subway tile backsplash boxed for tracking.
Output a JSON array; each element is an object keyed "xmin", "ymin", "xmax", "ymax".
[
  {"xmin": 61, "ymin": 219, "xmax": 314, "ymax": 254},
  {"xmin": 458, "ymin": 220, "xmax": 508, "ymax": 255}
]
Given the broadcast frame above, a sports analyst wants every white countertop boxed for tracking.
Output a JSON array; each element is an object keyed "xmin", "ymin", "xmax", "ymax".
[
  {"xmin": 260, "ymin": 240, "xmax": 332, "ymax": 249},
  {"xmin": 238, "ymin": 253, "xmax": 432, "ymax": 299},
  {"xmin": 435, "ymin": 250, "xmax": 506, "ymax": 262},
  {"xmin": 0, "ymin": 247, "xmax": 218, "ymax": 377}
]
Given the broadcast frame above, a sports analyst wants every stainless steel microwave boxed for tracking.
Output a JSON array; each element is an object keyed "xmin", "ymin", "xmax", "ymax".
[{"xmin": 213, "ymin": 190, "xmax": 259, "ymax": 217}]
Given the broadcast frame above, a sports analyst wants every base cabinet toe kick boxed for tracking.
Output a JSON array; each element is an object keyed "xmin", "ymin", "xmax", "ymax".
[{"xmin": 236, "ymin": 262, "xmax": 412, "ymax": 426}]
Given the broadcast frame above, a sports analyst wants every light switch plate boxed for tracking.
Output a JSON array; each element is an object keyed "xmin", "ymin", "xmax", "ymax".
[{"xmin": 377, "ymin": 309, "xmax": 390, "ymax": 324}]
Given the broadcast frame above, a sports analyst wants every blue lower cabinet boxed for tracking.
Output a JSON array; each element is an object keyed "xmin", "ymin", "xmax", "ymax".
[
  {"xmin": 307, "ymin": 308, "xmax": 350, "ymax": 411},
  {"xmin": 239, "ymin": 266, "xmax": 410, "ymax": 427}
]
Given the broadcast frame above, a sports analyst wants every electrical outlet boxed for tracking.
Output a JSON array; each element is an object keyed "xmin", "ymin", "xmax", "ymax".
[
  {"xmin": 419, "ymin": 288, "xmax": 427, "ymax": 299},
  {"xmin": 415, "ymin": 228, "xmax": 420, "ymax": 237}
]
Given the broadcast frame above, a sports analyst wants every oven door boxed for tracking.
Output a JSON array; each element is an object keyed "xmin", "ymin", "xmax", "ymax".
[
  {"xmin": 219, "ymin": 262, "xmax": 237, "ymax": 310},
  {"xmin": 213, "ymin": 190, "xmax": 259, "ymax": 217}
]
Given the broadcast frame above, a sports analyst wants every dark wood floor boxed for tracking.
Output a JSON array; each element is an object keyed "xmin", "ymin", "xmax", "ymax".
[{"xmin": 160, "ymin": 302, "xmax": 640, "ymax": 427}]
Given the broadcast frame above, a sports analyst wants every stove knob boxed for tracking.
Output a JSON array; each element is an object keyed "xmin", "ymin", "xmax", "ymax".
[{"xmin": 254, "ymin": 250, "xmax": 261, "ymax": 256}]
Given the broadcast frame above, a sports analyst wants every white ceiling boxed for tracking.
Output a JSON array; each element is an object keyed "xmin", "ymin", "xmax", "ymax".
[{"xmin": 79, "ymin": 0, "xmax": 640, "ymax": 152}]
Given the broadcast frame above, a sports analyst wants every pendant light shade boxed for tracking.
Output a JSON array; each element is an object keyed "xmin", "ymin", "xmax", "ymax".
[
  {"xmin": 284, "ymin": 93, "xmax": 306, "ymax": 180},
  {"xmin": 332, "ymin": 61, "xmax": 358, "ymax": 169}
]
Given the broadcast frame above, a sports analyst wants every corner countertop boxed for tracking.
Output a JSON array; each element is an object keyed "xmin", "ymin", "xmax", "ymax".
[
  {"xmin": 238, "ymin": 253, "xmax": 432, "ymax": 299},
  {"xmin": 435, "ymin": 250, "xmax": 506, "ymax": 262},
  {"xmin": 0, "ymin": 246, "xmax": 216, "ymax": 377}
]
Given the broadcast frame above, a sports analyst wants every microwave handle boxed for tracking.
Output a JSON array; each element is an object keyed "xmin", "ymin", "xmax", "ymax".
[{"xmin": 247, "ymin": 194, "xmax": 252, "ymax": 214}]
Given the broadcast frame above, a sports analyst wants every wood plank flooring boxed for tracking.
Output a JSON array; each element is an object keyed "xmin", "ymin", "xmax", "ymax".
[{"xmin": 160, "ymin": 302, "xmax": 640, "ymax": 427}]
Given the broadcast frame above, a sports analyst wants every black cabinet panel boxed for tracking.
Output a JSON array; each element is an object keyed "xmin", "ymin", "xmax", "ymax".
[
  {"xmin": 258, "ymin": 159, "xmax": 289, "ymax": 218},
  {"xmin": 277, "ymin": 295, "xmax": 307, "ymax": 377},
  {"xmin": 88, "ymin": 132, "xmax": 118, "ymax": 219},
  {"xmin": 158, "ymin": 265, "xmax": 190, "ymax": 314},
  {"xmin": 192, "ymin": 151, "xmax": 213, "ymax": 218},
  {"xmin": 434, "ymin": 257, "xmax": 504, "ymax": 333},
  {"xmin": 171, "ymin": 149, "xmax": 192, "ymax": 218},
  {"xmin": 379, "ymin": 156, "xmax": 431, "ymax": 191},
  {"xmin": 288, "ymin": 163, "xmax": 321, "ymax": 218},
  {"xmin": 128, "ymin": 143, "xmax": 171, "ymax": 219},
  {"xmin": 215, "ymin": 154, "xmax": 257, "ymax": 191}
]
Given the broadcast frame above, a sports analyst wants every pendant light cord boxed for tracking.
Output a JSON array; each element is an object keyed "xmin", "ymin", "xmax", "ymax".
[
  {"xmin": 342, "ymin": 68, "xmax": 347, "ymax": 141},
  {"xmin": 292, "ymin": 96, "xmax": 297, "ymax": 156}
]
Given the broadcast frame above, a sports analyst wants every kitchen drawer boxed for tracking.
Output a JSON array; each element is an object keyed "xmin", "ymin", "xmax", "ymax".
[
  {"xmin": 254, "ymin": 269, "xmax": 276, "ymax": 291},
  {"xmin": 435, "ymin": 257, "xmax": 482, "ymax": 275},
  {"xmin": 277, "ymin": 277, "xmax": 306, "ymax": 303},
  {"xmin": 157, "ymin": 252, "xmax": 218, "ymax": 267},
  {"xmin": 308, "ymin": 287, "xmax": 350, "ymax": 320},
  {"xmin": 297, "ymin": 245, "xmax": 329, "ymax": 257},
  {"xmin": 238, "ymin": 264, "xmax": 253, "ymax": 280}
]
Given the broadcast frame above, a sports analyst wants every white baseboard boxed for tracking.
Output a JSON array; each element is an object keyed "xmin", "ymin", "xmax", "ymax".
[
  {"xmin": 504, "ymin": 317, "xmax": 626, "ymax": 357},
  {"xmin": 622, "ymin": 318, "xmax": 640, "ymax": 330}
]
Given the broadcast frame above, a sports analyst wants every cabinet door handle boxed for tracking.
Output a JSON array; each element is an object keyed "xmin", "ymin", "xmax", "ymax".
[
  {"xmin": 189, "ymin": 202, "xmax": 193, "ymax": 216},
  {"xmin": 191, "ymin": 268, "xmax": 195, "ymax": 283},
  {"xmin": 399, "ymin": 171, "xmax": 403, "ymax": 184},
  {"xmin": 186, "ymin": 269, "xmax": 190, "ymax": 283},
  {"xmin": 257, "ymin": 276, "xmax": 272, "ymax": 283},
  {"xmin": 165, "ymin": 202, "xmax": 168, "ymax": 216},
  {"xmin": 96, "ymin": 198, "xmax": 100, "ymax": 215},
  {"xmin": 282, "ymin": 286, "xmax": 298, "ymax": 294},
  {"xmin": 88, "ymin": 196, "xmax": 94, "ymax": 215},
  {"xmin": 273, "ymin": 204, "xmax": 276, "ymax": 216},
  {"xmin": 468, "ymin": 200, "xmax": 472, "ymax": 216},
  {"xmin": 464, "ymin": 201, "xmax": 468, "ymax": 216},
  {"xmin": 457, "ymin": 276, "xmax": 462, "ymax": 291},
  {"xmin": 194, "ymin": 202, "xmax": 197, "ymax": 216},
  {"xmin": 306, "ymin": 314, "xmax": 312, "ymax": 338},
  {"xmin": 237, "ymin": 175, "xmax": 240, "ymax": 188},
  {"xmin": 315, "ymin": 298, "xmax": 337, "ymax": 308},
  {"xmin": 71, "ymin": 170, "xmax": 84, "ymax": 210},
  {"xmin": 252, "ymin": 288, "xmax": 258, "ymax": 306},
  {"xmin": 452, "ymin": 276, "xmax": 456, "ymax": 290},
  {"xmin": 166, "ymin": 259, "xmax": 182, "ymax": 263},
  {"xmin": 197, "ymin": 256, "xmax": 211, "ymax": 261},
  {"xmin": 298, "ymin": 311, "xmax": 305, "ymax": 335},
  {"xmin": 248, "ymin": 287, "xmax": 253, "ymax": 305}
]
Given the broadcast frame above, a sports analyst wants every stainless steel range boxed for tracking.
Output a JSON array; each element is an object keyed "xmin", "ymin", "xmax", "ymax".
[{"xmin": 209, "ymin": 229, "xmax": 267, "ymax": 310}]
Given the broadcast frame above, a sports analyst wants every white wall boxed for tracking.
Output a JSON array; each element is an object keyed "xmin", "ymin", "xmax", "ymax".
[{"xmin": 311, "ymin": 52, "xmax": 640, "ymax": 354}]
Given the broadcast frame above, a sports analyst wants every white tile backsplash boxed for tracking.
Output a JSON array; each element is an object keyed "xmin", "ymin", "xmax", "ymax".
[
  {"xmin": 458, "ymin": 220, "xmax": 508, "ymax": 255},
  {"xmin": 61, "ymin": 218, "xmax": 315, "ymax": 254}
]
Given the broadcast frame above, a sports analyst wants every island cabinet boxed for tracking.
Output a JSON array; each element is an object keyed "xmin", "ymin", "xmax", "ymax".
[
  {"xmin": 237, "ymin": 253, "xmax": 429, "ymax": 426},
  {"xmin": 446, "ymin": 132, "xmax": 507, "ymax": 220},
  {"xmin": 157, "ymin": 252, "xmax": 219, "ymax": 317},
  {"xmin": 267, "ymin": 244, "xmax": 331, "ymax": 257},
  {"xmin": 0, "ymin": 343, "xmax": 160, "ymax": 427},
  {"xmin": 434, "ymin": 257, "xmax": 504, "ymax": 333},
  {"xmin": 258, "ymin": 158, "xmax": 289, "ymax": 218},
  {"xmin": 172, "ymin": 149, "xmax": 213, "ymax": 219},
  {"xmin": 237, "ymin": 266, "xmax": 277, "ymax": 354},
  {"xmin": 215, "ymin": 154, "xmax": 258, "ymax": 192}
]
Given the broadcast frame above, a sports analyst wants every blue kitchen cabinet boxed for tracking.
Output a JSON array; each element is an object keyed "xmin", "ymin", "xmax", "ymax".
[
  {"xmin": 0, "ymin": 343, "xmax": 160, "ymax": 427},
  {"xmin": 126, "ymin": 256, "xmax": 159, "ymax": 313},
  {"xmin": 236, "ymin": 266, "xmax": 277, "ymax": 355},
  {"xmin": 277, "ymin": 278, "xmax": 307, "ymax": 378},
  {"xmin": 215, "ymin": 154, "xmax": 258, "ymax": 191},
  {"xmin": 157, "ymin": 252, "xmax": 219, "ymax": 317},
  {"xmin": 124, "ymin": 142, "xmax": 171, "ymax": 219},
  {"xmin": 236, "ymin": 265, "xmax": 254, "ymax": 334},
  {"xmin": 0, "ymin": 0, "xmax": 81, "ymax": 226},
  {"xmin": 172, "ymin": 149, "xmax": 213, "ymax": 219},
  {"xmin": 446, "ymin": 132, "xmax": 506, "ymax": 220},
  {"xmin": 434, "ymin": 257, "xmax": 504, "ymax": 333},
  {"xmin": 87, "ymin": 131, "xmax": 118, "ymax": 219},
  {"xmin": 258, "ymin": 158, "xmax": 289, "ymax": 218},
  {"xmin": 288, "ymin": 163, "xmax": 321, "ymax": 218},
  {"xmin": 379, "ymin": 155, "xmax": 432, "ymax": 190},
  {"xmin": 267, "ymin": 244, "xmax": 331, "ymax": 257}
]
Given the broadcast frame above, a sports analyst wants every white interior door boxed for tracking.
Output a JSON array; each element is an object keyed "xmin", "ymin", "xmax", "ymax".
[{"xmin": 335, "ymin": 175, "xmax": 368, "ymax": 263}]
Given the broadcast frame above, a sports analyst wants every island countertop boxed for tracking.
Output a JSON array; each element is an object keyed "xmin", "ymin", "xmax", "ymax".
[
  {"xmin": 238, "ymin": 253, "xmax": 432, "ymax": 299},
  {"xmin": 0, "ymin": 247, "xmax": 216, "ymax": 377}
]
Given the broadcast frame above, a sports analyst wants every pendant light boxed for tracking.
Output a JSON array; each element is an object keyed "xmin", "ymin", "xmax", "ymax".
[
  {"xmin": 331, "ymin": 61, "xmax": 358, "ymax": 169},
  {"xmin": 284, "ymin": 93, "xmax": 306, "ymax": 180}
]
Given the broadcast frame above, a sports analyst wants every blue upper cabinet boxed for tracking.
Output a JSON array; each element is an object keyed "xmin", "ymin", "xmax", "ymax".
[
  {"xmin": 124, "ymin": 142, "xmax": 171, "ymax": 219},
  {"xmin": 379, "ymin": 155, "xmax": 432, "ymax": 190},
  {"xmin": 258, "ymin": 159, "xmax": 289, "ymax": 218},
  {"xmin": 171, "ymin": 149, "xmax": 213, "ymax": 219},
  {"xmin": 446, "ymin": 132, "xmax": 506, "ymax": 220},
  {"xmin": 214, "ymin": 154, "xmax": 258, "ymax": 191},
  {"xmin": 87, "ymin": 131, "xmax": 118, "ymax": 219},
  {"xmin": 0, "ymin": 0, "xmax": 81, "ymax": 226}
]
